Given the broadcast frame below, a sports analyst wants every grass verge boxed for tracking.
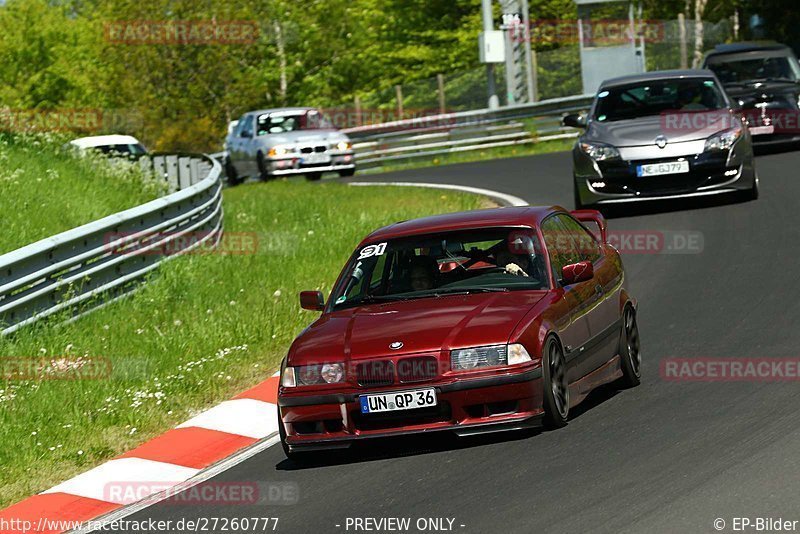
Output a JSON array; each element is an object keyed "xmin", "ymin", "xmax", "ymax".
[
  {"xmin": 365, "ymin": 136, "xmax": 576, "ymax": 175},
  {"xmin": 0, "ymin": 134, "xmax": 167, "ymax": 255},
  {"xmin": 0, "ymin": 180, "xmax": 486, "ymax": 508}
]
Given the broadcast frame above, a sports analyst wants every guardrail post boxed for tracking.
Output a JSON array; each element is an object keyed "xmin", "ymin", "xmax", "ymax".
[
  {"xmin": 190, "ymin": 158, "xmax": 200, "ymax": 186},
  {"xmin": 178, "ymin": 157, "xmax": 192, "ymax": 190},
  {"xmin": 165, "ymin": 155, "xmax": 179, "ymax": 192}
]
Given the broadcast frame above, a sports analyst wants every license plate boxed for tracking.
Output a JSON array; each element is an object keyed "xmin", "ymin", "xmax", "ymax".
[
  {"xmin": 360, "ymin": 388, "xmax": 437, "ymax": 414},
  {"xmin": 636, "ymin": 160, "xmax": 690, "ymax": 177},
  {"xmin": 301, "ymin": 153, "xmax": 331, "ymax": 164},
  {"xmin": 749, "ymin": 125, "xmax": 775, "ymax": 136}
]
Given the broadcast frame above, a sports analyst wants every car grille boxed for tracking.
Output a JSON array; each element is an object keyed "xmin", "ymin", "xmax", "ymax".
[
  {"xmin": 300, "ymin": 146, "xmax": 327, "ymax": 154},
  {"xmin": 598, "ymin": 154, "xmax": 731, "ymax": 195},
  {"xmin": 352, "ymin": 402, "xmax": 452, "ymax": 432},
  {"xmin": 356, "ymin": 360, "xmax": 394, "ymax": 387},
  {"xmin": 396, "ymin": 356, "xmax": 438, "ymax": 383}
]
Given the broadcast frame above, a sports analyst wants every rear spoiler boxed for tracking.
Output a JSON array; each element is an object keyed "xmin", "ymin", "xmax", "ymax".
[{"xmin": 571, "ymin": 210, "xmax": 608, "ymax": 244}]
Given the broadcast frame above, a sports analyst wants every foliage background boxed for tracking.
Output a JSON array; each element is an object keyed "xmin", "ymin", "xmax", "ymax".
[{"xmin": 0, "ymin": 0, "xmax": 793, "ymax": 151}]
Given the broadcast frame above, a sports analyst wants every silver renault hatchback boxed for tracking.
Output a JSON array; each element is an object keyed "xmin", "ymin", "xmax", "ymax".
[{"xmin": 564, "ymin": 70, "xmax": 758, "ymax": 209}]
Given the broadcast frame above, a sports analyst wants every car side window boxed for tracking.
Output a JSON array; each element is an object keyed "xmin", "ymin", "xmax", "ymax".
[
  {"xmin": 238, "ymin": 115, "xmax": 253, "ymax": 138},
  {"xmin": 556, "ymin": 214, "xmax": 602, "ymax": 264},
  {"xmin": 541, "ymin": 216, "xmax": 583, "ymax": 283}
]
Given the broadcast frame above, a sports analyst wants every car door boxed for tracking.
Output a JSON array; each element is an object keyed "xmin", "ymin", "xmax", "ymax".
[
  {"xmin": 556, "ymin": 214, "xmax": 621, "ymax": 376},
  {"xmin": 540, "ymin": 215, "xmax": 592, "ymax": 385},
  {"xmin": 232, "ymin": 114, "xmax": 256, "ymax": 176}
]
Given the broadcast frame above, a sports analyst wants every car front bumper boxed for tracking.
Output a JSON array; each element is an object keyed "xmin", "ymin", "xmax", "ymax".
[
  {"xmin": 278, "ymin": 366, "xmax": 544, "ymax": 451},
  {"xmin": 574, "ymin": 140, "xmax": 756, "ymax": 206},
  {"xmin": 268, "ymin": 152, "xmax": 355, "ymax": 176}
]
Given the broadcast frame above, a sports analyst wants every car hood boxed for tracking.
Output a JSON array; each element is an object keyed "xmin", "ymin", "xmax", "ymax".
[
  {"xmin": 255, "ymin": 129, "xmax": 348, "ymax": 146},
  {"xmin": 585, "ymin": 113, "xmax": 733, "ymax": 146},
  {"xmin": 288, "ymin": 291, "xmax": 547, "ymax": 364}
]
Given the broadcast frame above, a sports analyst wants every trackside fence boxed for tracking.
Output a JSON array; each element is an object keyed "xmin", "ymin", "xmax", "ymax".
[{"xmin": 0, "ymin": 154, "xmax": 223, "ymax": 336}]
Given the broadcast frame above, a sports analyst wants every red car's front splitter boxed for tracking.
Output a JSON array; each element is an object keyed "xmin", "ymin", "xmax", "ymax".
[{"xmin": 279, "ymin": 367, "xmax": 544, "ymax": 451}]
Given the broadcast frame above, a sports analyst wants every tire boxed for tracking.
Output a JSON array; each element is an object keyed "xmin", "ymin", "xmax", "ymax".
[
  {"xmin": 305, "ymin": 172, "xmax": 323, "ymax": 181},
  {"xmin": 224, "ymin": 158, "xmax": 243, "ymax": 186},
  {"xmin": 338, "ymin": 168, "xmax": 356, "ymax": 178},
  {"xmin": 573, "ymin": 181, "xmax": 583, "ymax": 209},
  {"xmin": 256, "ymin": 152, "xmax": 272, "ymax": 182},
  {"xmin": 747, "ymin": 174, "xmax": 759, "ymax": 201},
  {"xmin": 617, "ymin": 305, "xmax": 642, "ymax": 388},
  {"xmin": 542, "ymin": 336, "xmax": 569, "ymax": 429}
]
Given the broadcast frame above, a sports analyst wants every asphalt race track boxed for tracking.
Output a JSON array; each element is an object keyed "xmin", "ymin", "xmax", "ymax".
[{"xmin": 111, "ymin": 150, "xmax": 800, "ymax": 534}]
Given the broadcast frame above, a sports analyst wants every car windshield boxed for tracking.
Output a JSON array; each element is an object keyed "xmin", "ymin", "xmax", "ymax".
[
  {"xmin": 706, "ymin": 54, "xmax": 800, "ymax": 84},
  {"xmin": 330, "ymin": 227, "xmax": 549, "ymax": 310},
  {"xmin": 95, "ymin": 143, "xmax": 146, "ymax": 156},
  {"xmin": 256, "ymin": 110, "xmax": 334, "ymax": 135},
  {"xmin": 594, "ymin": 78, "xmax": 727, "ymax": 122}
]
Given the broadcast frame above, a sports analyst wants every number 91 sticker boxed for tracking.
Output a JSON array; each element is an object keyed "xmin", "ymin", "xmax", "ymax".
[{"xmin": 358, "ymin": 242, "xmax": 387, "ymax": 259}]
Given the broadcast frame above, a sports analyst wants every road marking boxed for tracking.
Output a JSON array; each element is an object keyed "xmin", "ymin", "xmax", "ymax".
[
  {"xmin": 177, "ymin": 398, "xmax": 279, "ymax": 439},
  {"xmin": 70, "ymin": 433, "xmax": 281, "ymax": 534},
  {"xmin": 43, "ymin": 458, "xmax": 199, "ymax": 504},
  {"xmin": 349, "ymin": 181, "xmax": 529, "ymax": 207}
]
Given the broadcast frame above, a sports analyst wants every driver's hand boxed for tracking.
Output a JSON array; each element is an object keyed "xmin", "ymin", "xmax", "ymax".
[{"xmin": 504, "ymin": 263, "xmax": 529, "ymax": 277}]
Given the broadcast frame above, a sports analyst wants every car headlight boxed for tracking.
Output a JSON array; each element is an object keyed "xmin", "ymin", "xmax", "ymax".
[
  {"xmin": 335, "ymin": 141, "xmax": 352, "ymax": 151},
  {"xmin": 579, "ymin": 142, "xmax": 621, "ymax": 162},
  {"xmin": 705, "ymin": 124, "xmax": 743, "ymax": 152},
  {"xmin": 451, "ymin": 343, "xmax": 532, "ymax": 371},
  {"xmin": 268, "ymin": 145, "xmax": 293, "ymax": 157},
  {"xmin": 281, "ymin": 363, "xmax": 345, "ymax": 387}
]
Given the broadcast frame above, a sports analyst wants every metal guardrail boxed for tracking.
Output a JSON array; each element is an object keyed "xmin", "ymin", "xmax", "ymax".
[
  {"xmin": 0, "ymin": 154, "xmax": 223, "ymax": 336},
  {"xmin": 339, "ymin": 94, "xmax": 595, "ymax": 169},
  {"xmin": 208, "ymin": 94, "xmax": 594, "ymax": 175}
]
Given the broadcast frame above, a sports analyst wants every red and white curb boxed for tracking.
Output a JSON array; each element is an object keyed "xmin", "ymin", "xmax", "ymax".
[{"xmin": 0, "ymin": 373, "xmax": 281, "ymax": 534}]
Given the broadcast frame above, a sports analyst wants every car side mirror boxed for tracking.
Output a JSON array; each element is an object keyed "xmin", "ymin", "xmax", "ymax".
[
  {"xmin": 561, "ymin": 261, "xmax": 594, "ymax": 285},
  {"xmin": 300, "ymin": 291, "xmax": 325, "ymax": 311},
  {"xmin": 562, "ymin": 113, "xmax": 587, "ymax": 129}
]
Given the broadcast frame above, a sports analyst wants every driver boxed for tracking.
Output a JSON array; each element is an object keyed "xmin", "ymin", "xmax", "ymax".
[{"xmin": 409, "ymin": 255, "xmax": 438, "ymax": 291}]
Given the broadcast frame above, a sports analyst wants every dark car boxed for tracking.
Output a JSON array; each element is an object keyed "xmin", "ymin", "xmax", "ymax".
[
  {"xmin": 277, "ymin": 206, "xmax": 641, "ymax": 459},
  {"xmin": 563, "ymin": 70, "xmax": 758, "ymax": 209},
  {"xmin": 702, "ymin": 42, "xmax": 800, "ymax": 146}
]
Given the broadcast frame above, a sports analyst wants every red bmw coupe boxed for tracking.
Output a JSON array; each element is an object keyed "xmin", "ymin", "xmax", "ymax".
[{"xmin": 278, "ymin": 206, "xmax": 640, "ymax": 459}]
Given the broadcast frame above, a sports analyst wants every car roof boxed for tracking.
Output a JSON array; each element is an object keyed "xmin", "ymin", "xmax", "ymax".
[
  {"xmin": 245, "ymin": 107, "xmax": 316, "ymax": 117},
  {"xmin": 707, "ymin": 42, "xmax": 792, "ymax": 56},
  {"xmin": 70, "ymin": 135, "xmax": 141, "ymax": 148},
  {"xmin": 362, "ymin": 206, "xmax": 565, "ymax": 243},
  {"xmin": 600, "ymin": 70, "xmax": 717, "ymax": 89}
]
